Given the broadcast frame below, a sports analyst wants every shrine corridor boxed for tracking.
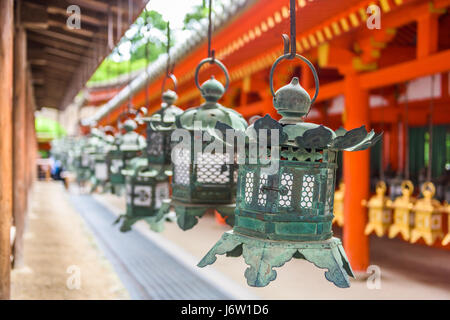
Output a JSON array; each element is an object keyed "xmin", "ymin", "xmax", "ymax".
[{"xmin": 12, "ymin": 181, "xmax": 450, "ymax": 300}]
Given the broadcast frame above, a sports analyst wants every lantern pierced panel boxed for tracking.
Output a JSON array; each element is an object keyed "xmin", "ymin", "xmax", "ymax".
[
  {"xmin": 324, "ymin": 168, "xmax": 335, "ymax": 215},
  {"xmin": 258, "ymin": 173, "xmax": 268, "ymax": 206},
  {"xmin": 95, "ymin": 162, "xmax": 108, "ymax": 181},
  {"xmin": 134, "ymin": 185, "xmax": 152, "ymax": 207},
  {"xmin": 155, "ymin": 182, "xmax": 170, "ymax": 209},
  {"xmin": 147, "ymin": 131, "xmax": 164, "ymax": 156},
  {"xmin": 174, "ymin": 148, "xmax": 190, "ymax": 185},
  {"xmin": 300, "ymin": 175, "xmax": 315, "ymax": 208},
  {"xmin": 244, "ymin": 172, "xmax": 255, "ymax": 204},
  {"xmin": 196, "ymin": 152, "xmax": 231, "ymax": 184},
  {"xmin": 279, "ymin": 172, "xmax": 293, "ymax": 207}
]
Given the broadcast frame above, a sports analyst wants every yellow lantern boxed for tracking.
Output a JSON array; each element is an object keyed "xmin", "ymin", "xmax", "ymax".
[
  {"xmin": 333, "ymin": 182, "xmax": 344, "ymax": 227},
  {"xmin": 388, "ymin": 180, "xmax": 415, "ymax": 241},
  {"xmin": 410, "ymin": 182, "xmax": 444, "ymax": 245},
  {"xmin": 363, "ymin": 181, "xmax": 392, "ymax": 237},
  {"xmin": 440, "ymin": 203, "xmax": 450, "ymax": 246}
]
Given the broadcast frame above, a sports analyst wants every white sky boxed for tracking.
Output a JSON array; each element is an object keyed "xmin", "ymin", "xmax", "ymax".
[
  {"xmin": 114, "ymin": 0, "xmax": 205, "ymax": 60},
  {"xmin": 147, "ymin": 0, "xmax": 202, "ymax": 31}
]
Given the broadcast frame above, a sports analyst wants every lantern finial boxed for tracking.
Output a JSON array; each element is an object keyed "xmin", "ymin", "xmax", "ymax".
[
  {"xmin": 200, "ymin": 76, "xmax": 225, "ymax": 103},
  {"xmin": 123, "ymin": 119, "xmax": 137, "ymax": 132},
  {"xmin": 273, "ymin": 76, "xmax": 311, "ymax": 124},
  {"xmin": 162, "ymin": 89, "xmax": 178, "ymax": 107}
]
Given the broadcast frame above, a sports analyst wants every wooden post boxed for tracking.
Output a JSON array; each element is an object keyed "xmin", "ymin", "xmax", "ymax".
[
  {"xmin": 12, "ymin": 26, "xmax": 27, "ymax": 268},
  {"xmin": 0, "ymin": 0, "xmax": 14, "ymax": 300},
  {"xmin": 417, "ymin": 12, "xmax": 439, "ymax": 59},
  {"xmin": 343, "ymin": 71, "xmax": 370, "ymax": 273}
]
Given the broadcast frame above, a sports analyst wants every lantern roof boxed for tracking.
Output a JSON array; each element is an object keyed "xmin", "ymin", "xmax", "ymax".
[
  {"xmin": 176, "ymin": 102, "xmax": 247, "ymax": 132},
  {"xmin": 119, "ymin": 122, "xmax": 147, "ymax": 152},
  {"xmin": 121, "ymin": 157, "xmax": 165, "ymax": 178},
  {"xmin": 143, "ymin": 90, "xmax": 183, "ymax": 131}
]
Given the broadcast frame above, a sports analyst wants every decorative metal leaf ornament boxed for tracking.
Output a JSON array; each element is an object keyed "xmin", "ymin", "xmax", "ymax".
[
  {"xmin": 331, "ymin": 125, "xmax": 367, "ymax": 149},
  {"xmin": 295, "ymin": 125, "xmax": 332, "ymax": 149},
  {"xmin": 252, "ymin": 114, "xmax": 288, "ymax": 145}
]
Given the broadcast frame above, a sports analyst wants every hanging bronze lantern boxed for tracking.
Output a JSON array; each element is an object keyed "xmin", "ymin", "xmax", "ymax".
[
  {"xmin": 107, "ymin": 116, "xmax": 146, "ymax": 195},
  {"xmin": 363, "ymin": 181, "xmax": 393, "ymax": 237},
  {"xmin": 115, "ymin": 80, "xmax": 183, "ymax": 231},
  {"xmin": 198, "ymin": 51, "xmax": 382, "ymax": 288},
  {"xmin": 76, "ymin": 127, "xmax": 103, "ymax": 186},
  {"xmin": 159, "ymin": 58, "xmax": 248, "ymax": 230},
  {"xmin": 144, "ymin": 75, "xmax": 183, "ymax": 168},
  {"xmin": 117, "ymin": 157, "xmax": 169, "ymax": 232},
  {"xmin": 91, "ymin": 127, "xmax": 117, "ymax": 193}
]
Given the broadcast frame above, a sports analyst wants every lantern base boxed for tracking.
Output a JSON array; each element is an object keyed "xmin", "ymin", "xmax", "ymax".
[
  {"xmin": 198, "ymin": 231, "xmax": 354, "ymax": 288},
  {"xmin": 114, "ymin": 207, "xmax": 168, "ymax": 233},
  {"xmin": 159, "ymin": 199, "xmax": 235, "ymax": 231}
]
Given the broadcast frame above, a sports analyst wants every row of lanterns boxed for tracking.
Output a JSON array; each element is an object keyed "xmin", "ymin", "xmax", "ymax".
[
  {"xmin": 55, "ymin": 0, "xmax": 383, "ymax": 288},
  {"xmin": 362, "ymin": 180, "xmax": 450, "ymax": 246}
]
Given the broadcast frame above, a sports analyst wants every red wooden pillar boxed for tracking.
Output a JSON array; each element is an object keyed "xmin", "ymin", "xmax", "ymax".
[
  {"xmin": 0, "ymin": 0, "xmax": 14, "ymax": 300},
  {"xmin": 12, "ymin": 26, "xmax": 27, "ymax": 268},
  {"xmin": 343, "ymin": 72, "xmax": 370, "ymax": 273}
]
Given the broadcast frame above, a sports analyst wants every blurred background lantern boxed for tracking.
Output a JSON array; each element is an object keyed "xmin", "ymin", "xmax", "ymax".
[
  {"xmin": 442, "ymin": 204, "xmax": 450, "ymax": 246},
  {"xmin": 333, "ymin": 182, "xmax": 345, "ymax": 227},
  {"xmin": 116, "ymin": 157, "xmax": 169, "ymax": 232},
  {"xmin": 75, "ymin": 127, "xmax": 103, "ymax": 189},
  {"xmin": 91, "ymin": 126, "xmax": 116, "ymax": 193},
  {"xmin": 410, "ymin": 182, "xmax": 445, "ymax": 245},
  {"xmin": 363, "ymin": 181, "xmax": 392, "ymax": 237},
  {"xmin": 198, "ymin": 5, "xmax": 382, "ymax": 286},
  {"xmin": 144, "ymin": 85, "xmax": 183, "ymax": 168},
  {"xmin": 107, "ymin": 113, "xmax": 146, "ymax": 195},
  {"xmin": 388, "ymin": 180, "xmax": 416, "ymax": 240},
  {"xmin": 143, "ymin": 21, "xmax": 183, "ymax": 169}
]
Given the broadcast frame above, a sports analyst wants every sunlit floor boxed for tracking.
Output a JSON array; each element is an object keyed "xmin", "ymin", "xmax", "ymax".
[{"xmin": 12, "ymin": 181, "xmax": 450, "ymax": 300}]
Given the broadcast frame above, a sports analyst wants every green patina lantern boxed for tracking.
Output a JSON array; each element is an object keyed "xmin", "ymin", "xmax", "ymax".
[
  {"xmin": 159, "ymin": 58, "xmax": 248, "ymax": 230},
  {"xmin": 76, "ymin": 128, "xmax": 103, "ymax": 185},
  {"xmin": 91, "ymin": 129, "xmax": 116, "ymax": 193},
  {"xmin": 107, "ymin": 118, "xmax": 146, "ymax": 195},
  {"xmin": 198, "ymin": 53, "xmax": 382, "ymax": 288},
  {"xmin": 144, "ymin": 79, "xmax": 183, "ymax": 167},
  {"xmin": 117, "ymin": 157, "xmax": 170, "ymax": 232},
  {"xmin": 115, "ymin": 86, "xmax": 183, "ymax": 231}
]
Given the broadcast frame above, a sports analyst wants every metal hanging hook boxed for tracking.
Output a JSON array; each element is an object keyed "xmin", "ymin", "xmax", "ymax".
[
  {"xmin": 194, "ymin": 0, "xmax": 230, "ymax": 92},
  {"xmin": 269, "ymin": 0, "xmax": 319, "ymax": 107},
  {"xmin": 207, "ymin": 0, "xmax": 214, "ymax": 62},
  {"xmin": 161, "ymin": 22, "xmax": 178, "ymax": 94}
]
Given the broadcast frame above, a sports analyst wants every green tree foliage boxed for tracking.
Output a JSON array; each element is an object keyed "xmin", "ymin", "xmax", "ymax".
[
  {"xmin": 89, "ymin": 1, "xmax": 221, "ymax": 84},
  {"xmin": 89, "ymin": 10, "xmax": 169, "ymax": 84},
  {"xmin": 183, "ymin": 4, "xmax": 208, "ymax": 30}
]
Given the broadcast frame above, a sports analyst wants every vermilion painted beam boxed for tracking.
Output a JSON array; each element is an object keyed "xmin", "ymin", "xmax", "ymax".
[{"xmin": 360, "ymin": 49, "xmax": 450, "ymax": 89}]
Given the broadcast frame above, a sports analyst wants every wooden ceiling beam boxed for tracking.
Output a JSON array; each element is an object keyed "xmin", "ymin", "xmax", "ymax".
[
  {"xmin": 29, "ymin": 28, "xmax": 92, "ymax": 47},
  {"xmin": 45, "ymin": 47, "xmax": 86, "ymax": 62},
  {"xmin": 28, "ymin": 34, "xmax": 94, "ymax": 56},
  {"xmin": 20, "ymin": 2, "xmax": 48, "ymax": 29}
]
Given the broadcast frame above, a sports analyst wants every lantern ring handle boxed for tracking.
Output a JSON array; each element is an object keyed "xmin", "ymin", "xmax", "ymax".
[
  {"xmin": 194, "ymin": 57, "xmax": 230, "ymax": 93},
  {"xmin": 421, "ymin": 181, "xmax": 436, "ymax": 197},
  {"xmin": 161, "ymin": 73, "xmax": 178, "ymax": 94},
  {"xmin": 269, "ymin": 53, "xmax": 319, "ymax": 105}
]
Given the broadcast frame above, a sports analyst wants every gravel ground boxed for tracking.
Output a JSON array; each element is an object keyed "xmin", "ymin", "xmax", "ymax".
[{"xmin": 11, "ymin": 181, "xmax": 129, "ymax": 300}]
